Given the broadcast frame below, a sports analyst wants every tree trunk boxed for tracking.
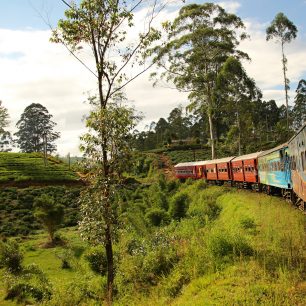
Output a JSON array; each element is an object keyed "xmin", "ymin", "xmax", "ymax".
[
  {"xmin": 236, "ymin": 108, "xmax": 241, "ymax": 156},
  {"xmin": 105, "ymin": 224, "xmax": 114, "ymax": 305},
  {"xmin": 281, "ymin": 41, "xmax": 289, "ymax": 130},
  {"xmin": 208, "ymin": 111, "xmax": 215, "ymax": 159}
]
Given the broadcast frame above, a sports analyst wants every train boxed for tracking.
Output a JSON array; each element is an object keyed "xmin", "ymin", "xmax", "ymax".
[{"xmin": 174, "ymin": 123, "xmax": 306, "ymax": 211}]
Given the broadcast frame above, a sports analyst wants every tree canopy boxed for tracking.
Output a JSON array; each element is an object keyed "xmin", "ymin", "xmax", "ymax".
[
  {"xmin": 0, "ymin": 101, "xmax": 11, "ymax": 152},
  {"xmin": 151, "ymin": 3, "xmax": 250, "ymax": 158},
  {"xmin": 15, "ymin": 103, "xmax": 60, "ymax": 153},
  {"xmin": 266, "ymin": 12, "xmax": 298, "ymax": 129}
]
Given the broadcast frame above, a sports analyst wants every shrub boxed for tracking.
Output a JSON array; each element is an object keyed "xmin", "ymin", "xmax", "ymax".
[
  {"xmin": 145, "ymin": 208, "xmax": 170, "ymax": 226},
  {"xmin": 34, "ymin": 194, "xmax": 65, "ymax": 244},
  {"xmin": 4, "ymin": 264, "xmax": 52, "ymax": 303},
  {"xmin": 85, "ymin": 246, "xmax": 108, "ymax": 275},
  {"xmin": 169, "ymin": 192, "xmax": 190, "ymax": 220},
  {"xmin": 0, "ymin": 239, "xmax": 23, "ymax": 274}
]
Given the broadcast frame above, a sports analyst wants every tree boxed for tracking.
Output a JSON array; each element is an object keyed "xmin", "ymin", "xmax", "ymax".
[
  {"xmin": 52, "ymin": 0, "xmax": 165, "ymax": 302},
  {"xmin": 216, "ymin": 57, "xmax": 261, "ymax": 155},
  {"xmin": 34, "ymin": 194, "xmax": 64, "ymax": 244},
  {"xmin": 292, "ymin": 79, "xmax": 306, "ymax": 130},
  {"xmin": 15, "ymin": 103, "xmax": 60, "ymax": 153},
  {"xmin": 78, "ymin": 102, "xmax": 139, "ymax": 301},
  {"xmin": 266, "ymin": 12, "xmax": 298, "ymax": 130},
  {"xmin": 0, "ymin": 101, "xmax": 12, "ymax": 152},
  {"xmin": 151, "ymin": 3, "xmax": 249, "ymax": 159}
]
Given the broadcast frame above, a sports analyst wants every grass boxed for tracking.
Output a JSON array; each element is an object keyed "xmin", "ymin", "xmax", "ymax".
[
  {"xmin": 0, "ymin": 183, "xmax": 305, "ymax": 305},
  {"xmin": 0, "ymin": 152, "xmax": 79, "ymax": 185}
]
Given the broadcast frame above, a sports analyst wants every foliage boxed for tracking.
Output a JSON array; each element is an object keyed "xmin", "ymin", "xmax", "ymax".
[
  {"xmin": 0, "ymin": 152, "xmax": 79, "ymax": 185},
  {"xmin": 151, "ymin": 3, "xmax": 249, "ymax": 159},
  {"xmin": 292, "ymin": 79, "xmax": 306, "ymax": 130},
  {"xmin": 266, "ymin": 12, "xmax": 298, "ymax": 129},
  {"xmin": 34, "ymin": 194, "xmax": 65, "ymax": 243},
  {"xmin": 85, "ymin": 246, "xmax": 108, "ymax": 276},
  {"xmin": 15, "ymin": 103, "xmax": 60, "ymax": 153},
  {"xmin": 0, "ymin": 100, "xmax": 12, "ymax": 152},
  {"xmin": 169, "ymin": 192, "xmax": 190, "ymax": 220},
  {"xmin": 0, "ymin": 240, "xmax": 23, "ymax": 274},
  {"xmin": 78, "ymin": 102, "xmax": 140, "ymax": 300},
  {"xmin": 4, "ymin": 263, "xmax": 52, "ymax": 303},
  {"xmin": 0, "ymin": 186, "xmax": 80, "ymax": 237}
]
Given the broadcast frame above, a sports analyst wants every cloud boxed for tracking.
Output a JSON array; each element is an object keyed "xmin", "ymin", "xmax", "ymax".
[
  {"xmin": 1, "ymin": 2, "xmax": 306, "ymax": 156},
  {"xmin": 240, "ymin": 19, "xmax": 306, "ymax": 106},
  {"xmin": 217, "ymin": 1, "xmax": 241, "ymax": 13}
]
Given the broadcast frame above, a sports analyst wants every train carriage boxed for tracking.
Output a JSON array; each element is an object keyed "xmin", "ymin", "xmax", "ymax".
[
  {"xmin": 174, "ymin": 161, "xmax": 209, "ymax": 180},
  {"xmin": 205, "ymin": 157, "xmax": 235, "ymax": 182},
  {"xmin": 288, "ymin": 123, "xmax": 306, "ymax": 210},
  {"xmin": 231, "ymin": 152, "xmax": 262, "ymax": 188},
  {"xmin": 174, "ymin": 161, "xmax": 197, "ymax": 180},
  {"xmin": 258, "ymin": 143, "xmax": 292, "ymax": 195}
]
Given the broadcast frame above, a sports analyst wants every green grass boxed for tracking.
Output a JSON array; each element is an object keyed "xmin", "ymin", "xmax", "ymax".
[
  {"xmin": 0, "ymin": 152, "xmax": 79, "ymax": 184},
  {"xmin": 0, "ymin": 183, "xmax": 305, "ymax": 305}
]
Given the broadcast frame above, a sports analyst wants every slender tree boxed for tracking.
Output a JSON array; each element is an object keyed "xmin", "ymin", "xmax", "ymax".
[
  {"xmin": 150, "ymin": 3, "xmax": 249, "ymax": 159},
  {"xmin": 52, "ymin": 0, "xmax": 165, "ymax": 302},
  {"xmin": 266, "ymin": 12, "xmax": 298, "ymax": 129},
  {"xmin": 15, "ymin": 103, "xmax": 60, "ymax": 153},
  {"xmin": 0, "ymin": 101, "xmax": 12, "ymax": 152}
]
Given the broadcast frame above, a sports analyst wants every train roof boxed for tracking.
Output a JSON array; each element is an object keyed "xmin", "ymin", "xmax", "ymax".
[
  {"xmin": 258, "ymin": 143, "xmax": 288, "ymax": 157},
  {"xmin": 288, "ymin": 122, "xmax": 306, "ymax": 143},
  {"xmin": 174, "ymin": 161, "xmax": 207, "ymax": 168},
  {"xmin": 232, "ymin": 152, "xmax": 263, "ymax": 162},
  {"xmin": 175, "ymin": 159, "xmax": 221, "ymax": 167},
  {"xmin": 206, "ymin": 156, "xmax": 236, "ymax": 164}
]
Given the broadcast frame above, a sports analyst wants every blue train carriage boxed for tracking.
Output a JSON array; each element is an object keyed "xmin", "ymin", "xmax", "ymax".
[
  {"xmin": 258, "ymin": 143, "xmax": 292, "ymax": 198},
  {"xmin": 288, "ymin": 123, "xmax": 306, "ymax": 210}
]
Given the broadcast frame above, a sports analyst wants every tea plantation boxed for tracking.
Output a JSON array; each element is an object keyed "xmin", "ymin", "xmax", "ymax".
[{"xmin": 0, "ymin": 152, "xmax": 79, "ymax": 185}]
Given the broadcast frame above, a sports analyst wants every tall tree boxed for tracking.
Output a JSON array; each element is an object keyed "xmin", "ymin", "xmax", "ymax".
[
  {"xmin": 52, "ymin": 0, "xmax": 164, "ymax": 302},
  {"xmin": 216, "ymin": 57, "xmax": 261, "ymax": 155},
  {"xmin": 15, "ymin": 103, "xmax": 60, "ymax": 153},
  {"xmin": 151, "ymin": 3, "xmax": 249, "ymax": 159},
  {"xmin": 0, "ymin": 101, "xmax": 12, "ymax": 152},
  {"xmin": 266, "ymin": 12, "xmax": 298, "ymax": 129},
  {"xmin": 292, "ymin": 79, "xmax": 306, "ymax": 130}
]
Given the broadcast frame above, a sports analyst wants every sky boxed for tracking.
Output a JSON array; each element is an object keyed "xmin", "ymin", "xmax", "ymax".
[{"xmin": 0, "ymin": 0, "xmax": 306, "ymax": 156}]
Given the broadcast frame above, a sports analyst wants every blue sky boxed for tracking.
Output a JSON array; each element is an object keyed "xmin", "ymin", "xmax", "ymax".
[{"xmin": 1, "ymin": 0, "xmax": 306, "ymax": 154}]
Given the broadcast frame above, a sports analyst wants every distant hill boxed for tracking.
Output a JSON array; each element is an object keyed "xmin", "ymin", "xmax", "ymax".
[{"xmin": 0, "ymin": 152, "xmax": 81, "ymax": 187}]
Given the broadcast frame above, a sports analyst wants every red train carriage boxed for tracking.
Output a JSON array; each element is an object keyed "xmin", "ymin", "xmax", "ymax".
[
  {"xmin": 174, "ymin": 161, "xmax": 197, "ymax": 180},
  {"xmin": 231, "ymin": 152, "xmax": 262, "ymax": 188},
  {"xmin": 205, "ymin": 157, "xmax": 235, "ymax": 182},
  {"xmin": 174, "ymin": 161, "xmax": 209, "ymax": 180},
  {"xmin": 288, "ymin": 123, "xmax": 306, "ymax": 210}
]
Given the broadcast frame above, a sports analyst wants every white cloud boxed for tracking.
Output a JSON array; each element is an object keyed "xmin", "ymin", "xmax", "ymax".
[
  {"xmin": 1, "ymin": 2, "xmax": 306, "ymax": 156},
  {"xmin": 240, "ymin": 19, "xmax": 306, "ymax": 106},
  {"xmin": 217, "ymin": 1, "xmax": 241, "ymax": 13}
]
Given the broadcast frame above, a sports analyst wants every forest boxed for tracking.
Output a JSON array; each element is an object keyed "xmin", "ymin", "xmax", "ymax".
[{"xmin": 0, "ymin": 1, "xmax": 305, "ymax": 305}]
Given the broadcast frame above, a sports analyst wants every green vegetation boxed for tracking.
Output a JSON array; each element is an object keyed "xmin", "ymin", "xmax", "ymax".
[
  {"xmin": 0, "ymin": 152, "xmax": 79, "ymax": 185},
  {"xmin": 0, "ymin": 180, "xmax": 304, "ymax": 305},
  {"xmin": 0, "ymin": 186, "xmax": 80, "ymax": 237}
]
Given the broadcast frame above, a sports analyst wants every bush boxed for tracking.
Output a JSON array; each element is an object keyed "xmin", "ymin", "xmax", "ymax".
[
  {"xmin": 145, "ymin": 208, "xmax": 170, "ymax": 226},
  {"xmin": 85, "ymin": 246, "xmax": 107, "ymax": 275},
  {"xmin": 169, "ymin": 192, "xmax": 190, "ymax": 220},
  {"xmin": 4, "ymin": 264, "xmax": 52, "ymax": 303},
  {"xmin": 0, "ymin": 239, "xmax": 23, "ymax": 274}
]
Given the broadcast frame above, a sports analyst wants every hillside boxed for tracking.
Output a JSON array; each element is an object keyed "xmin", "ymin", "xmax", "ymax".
[
  {"xmin": 0, "ymin": 152, "xmax": 80, "ymax": 186},
  {"xmin": 0, "ymin": 181, "xmax": 305, "ymax": 305}
]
